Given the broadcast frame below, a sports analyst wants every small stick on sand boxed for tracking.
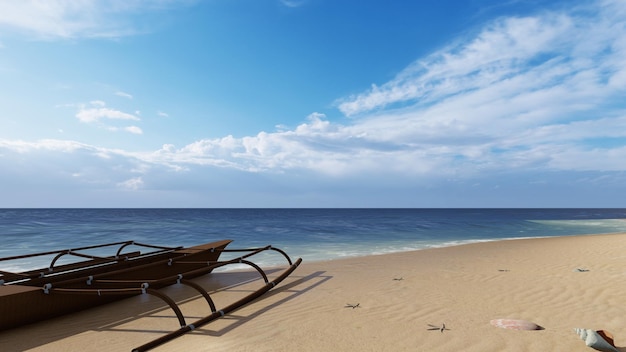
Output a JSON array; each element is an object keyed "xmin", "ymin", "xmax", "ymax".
[{"xmin": 427, "ymin": 323, "xmax": 449, "ymax": 332}]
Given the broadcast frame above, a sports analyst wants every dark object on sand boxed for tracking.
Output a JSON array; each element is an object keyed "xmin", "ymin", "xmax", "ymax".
[
  {"xmin": 428, "ymin": 323, "xmax": 449, "ymax": 332},
  {"xmin": 0, "ymin": 239, "xmax": 301, "ymax": 351}
]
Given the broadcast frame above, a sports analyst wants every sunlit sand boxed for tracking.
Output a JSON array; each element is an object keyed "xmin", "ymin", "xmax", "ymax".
[{"xmin": 1, "ymin": 233, "xmax": 625, "ymax": 351}]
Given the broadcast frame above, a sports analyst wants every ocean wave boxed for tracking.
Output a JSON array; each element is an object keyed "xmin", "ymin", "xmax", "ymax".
[{"xmin": 529, "ymin": 219, "xmax": 626, "ymax": 232}]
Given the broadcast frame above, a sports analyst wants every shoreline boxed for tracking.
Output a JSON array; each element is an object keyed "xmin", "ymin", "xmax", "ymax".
[
  {"xmin": 1, "ymin": 232, "xmax": 625, "ymax": 351},
  {"xmin": 290, "ymin": 231, "xmax": 625, "ymax": 266}
]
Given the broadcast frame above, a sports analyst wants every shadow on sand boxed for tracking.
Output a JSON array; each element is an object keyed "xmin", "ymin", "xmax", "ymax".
[{"xmin": 0, "ymin": 269, "xmax": 331, "ymax": 351}]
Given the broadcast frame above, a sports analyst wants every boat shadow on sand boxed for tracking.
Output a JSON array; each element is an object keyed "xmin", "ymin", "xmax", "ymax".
[{"xmin": 0, "ymin": 269, "xmax": 330, "ymax": 351}]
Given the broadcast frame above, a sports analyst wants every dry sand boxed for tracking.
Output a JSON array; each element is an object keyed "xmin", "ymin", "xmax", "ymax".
[{"xmin": 1, "ymin": 233, "xmax": 625, "ymax": 352}]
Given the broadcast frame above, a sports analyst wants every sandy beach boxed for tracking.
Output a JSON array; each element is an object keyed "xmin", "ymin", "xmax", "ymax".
[{"xmin": 1, "ymin": 233, "xmax": 625, "ymax": 352}]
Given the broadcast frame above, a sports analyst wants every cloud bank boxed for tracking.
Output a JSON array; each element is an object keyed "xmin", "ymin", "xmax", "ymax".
[
  {"xmin": 135, "ymin": 0, "xmax": 626, "ymax": 177},
  {"xmin": 1, "ymin": 0, "xmax": 626, "ymax": 206}
]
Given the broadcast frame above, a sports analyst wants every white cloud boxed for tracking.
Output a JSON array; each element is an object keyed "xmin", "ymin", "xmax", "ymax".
[
  {"xmin": 74, "ymin": 101, "xmax": 143, "ymax": 134},
  {"xmin": 336, "ymin": 14, "xmax": 577, "ymax": 116},
  {"xmin": 118, "ymin": 177, "xmax": 144, "ymax": 190},
  {"xmin": 157, "ymin": 111, "xmax": 169, "ymax": 117},
  {"xmin": 76, "ymin": 100, "xmax": 138, "ymax": 122},
  {"xmin": 0, "ymin": 0, "xmax": 196, "ymax": 39},
  {"xmin": 76, "ymin": 106, "xmax": 139, "ymax": 123},
  {"xmin": 2, "ymin": 0, "xmax": 626, "ymax": 206},
  {"xmin": 124, "ymin": 126, "xmax": 143, "ymax": 134},
  {"xmin": 51, "ymin": 139, "xmax": 92, "ymax": 152},
  {"xmin": 143, "ymin": 1, "xmax": 625, "ymax": 178},
  {"xmin": 115, "ymin": 91, "xmax": 133, "ymax": 99}
]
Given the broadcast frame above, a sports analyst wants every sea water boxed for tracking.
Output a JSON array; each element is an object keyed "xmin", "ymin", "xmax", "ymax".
[{"xmin": 1, "ymin": 208, "xmax": 625, "ymax": 271}]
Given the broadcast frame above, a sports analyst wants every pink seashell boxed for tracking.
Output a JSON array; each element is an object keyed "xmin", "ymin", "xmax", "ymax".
[{"xmin": 490, "ymin": 318, "xmax": 543, "ymax": 330}]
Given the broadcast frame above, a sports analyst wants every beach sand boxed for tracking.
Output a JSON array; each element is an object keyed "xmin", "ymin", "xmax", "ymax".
[{"xmin": 1, "ymin": 233, "xmax": 625, "ymax": 351}]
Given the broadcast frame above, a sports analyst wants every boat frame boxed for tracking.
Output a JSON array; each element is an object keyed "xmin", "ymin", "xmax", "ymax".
[{"xmin": 0, "ymin": 239, "xmax": 302, "ymax": 351}]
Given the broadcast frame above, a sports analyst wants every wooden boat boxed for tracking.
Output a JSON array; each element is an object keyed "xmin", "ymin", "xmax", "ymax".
[{"xmin": 0, "ymin": 239, "xmax": 302, "ymax": 351}]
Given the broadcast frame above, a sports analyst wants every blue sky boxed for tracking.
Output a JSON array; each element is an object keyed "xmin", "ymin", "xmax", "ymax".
[{"xmin": 1, "ymin": 0, "xmax": 625, "ymax": 208}]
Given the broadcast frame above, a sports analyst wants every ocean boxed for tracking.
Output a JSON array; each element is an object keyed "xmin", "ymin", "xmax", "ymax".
[{"xmin": 1, "ymin": 208, "xmax": 626, "ymax": 272}]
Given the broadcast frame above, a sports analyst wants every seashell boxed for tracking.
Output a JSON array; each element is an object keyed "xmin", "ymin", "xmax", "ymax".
[
  {"xmin": 574, "ymin": 328, "xmax": 619, "ymax": 352},
  {"xmin": 490, "ymin": 319, "xmax": 543, "ymax": 330}
]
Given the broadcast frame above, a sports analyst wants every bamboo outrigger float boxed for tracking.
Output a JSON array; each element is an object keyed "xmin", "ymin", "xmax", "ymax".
[{"xmin": 0, "ymin": 239, "xmax": 302, "ymax": 351}]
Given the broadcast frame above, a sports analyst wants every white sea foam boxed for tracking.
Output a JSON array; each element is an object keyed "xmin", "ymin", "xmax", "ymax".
[{"xmin": 529, "ymin": 219, "xmax": 626, "ymax": 234}]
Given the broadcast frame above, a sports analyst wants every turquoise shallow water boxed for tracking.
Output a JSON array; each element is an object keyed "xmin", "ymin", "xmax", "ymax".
[{"xmin": 1, "ymin": 208, "xmax": 625, "ymax": 271}]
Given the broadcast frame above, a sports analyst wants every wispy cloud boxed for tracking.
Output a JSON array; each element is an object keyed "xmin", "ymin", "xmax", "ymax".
[
  {"xmin": 279, "ymin": 0, "xmax": 308, "ymax": 8},
  {"xmin": 73, "ymin": 101, "xmax": 143, "ymax": 134},
  {"xmin": 104, "ymin": 126, "xmax": 144, "ymax": 135},
  {"xmin": 118, "ymin": 177, "xmax": 144, "ymax": 190},
  {"xmin": 115, "ymin": 91, "xmax": 133, "ymax": 99},
  {"xmin": 135, "ymin": 0, "xmax": 624, "ymax": 178},
  {"xmin": 76, "ymin": 101, "xmax": 139, "ymax": 123},
  {"xmin": 336, "ymin": 12, "xmax": 593, "ymax": 116},
  {"xmin": 124, "ymin": 126, "xmax": 143, "ymax": 135},
  {"xmin": 1, "ymin": 0, "xmax": 626, "ymax": 202},
  {"xmin": 0, "ymin": 0, "xmax": 196, "ymax": 39}
]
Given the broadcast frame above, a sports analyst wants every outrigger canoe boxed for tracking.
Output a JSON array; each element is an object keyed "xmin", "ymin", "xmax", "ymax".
[{"xmin": 0, "ymin": 239, "xmax": 302, "ymax": 351}]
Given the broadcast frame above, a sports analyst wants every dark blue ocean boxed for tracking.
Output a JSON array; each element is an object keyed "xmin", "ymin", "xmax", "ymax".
[{"xmin": 1, "ymin": 209, "xmax": 626, "ymax": 272}]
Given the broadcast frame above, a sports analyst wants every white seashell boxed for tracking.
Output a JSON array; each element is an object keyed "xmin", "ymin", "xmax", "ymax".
[{"xmin": 574, "ymin": 328, "xmax": 618, "ymax": 352}]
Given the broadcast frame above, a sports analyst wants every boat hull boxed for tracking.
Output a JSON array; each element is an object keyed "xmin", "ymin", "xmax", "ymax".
[{"xmin": 0, "ymin": 240, "xmax": 232, "ymax": 330}]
